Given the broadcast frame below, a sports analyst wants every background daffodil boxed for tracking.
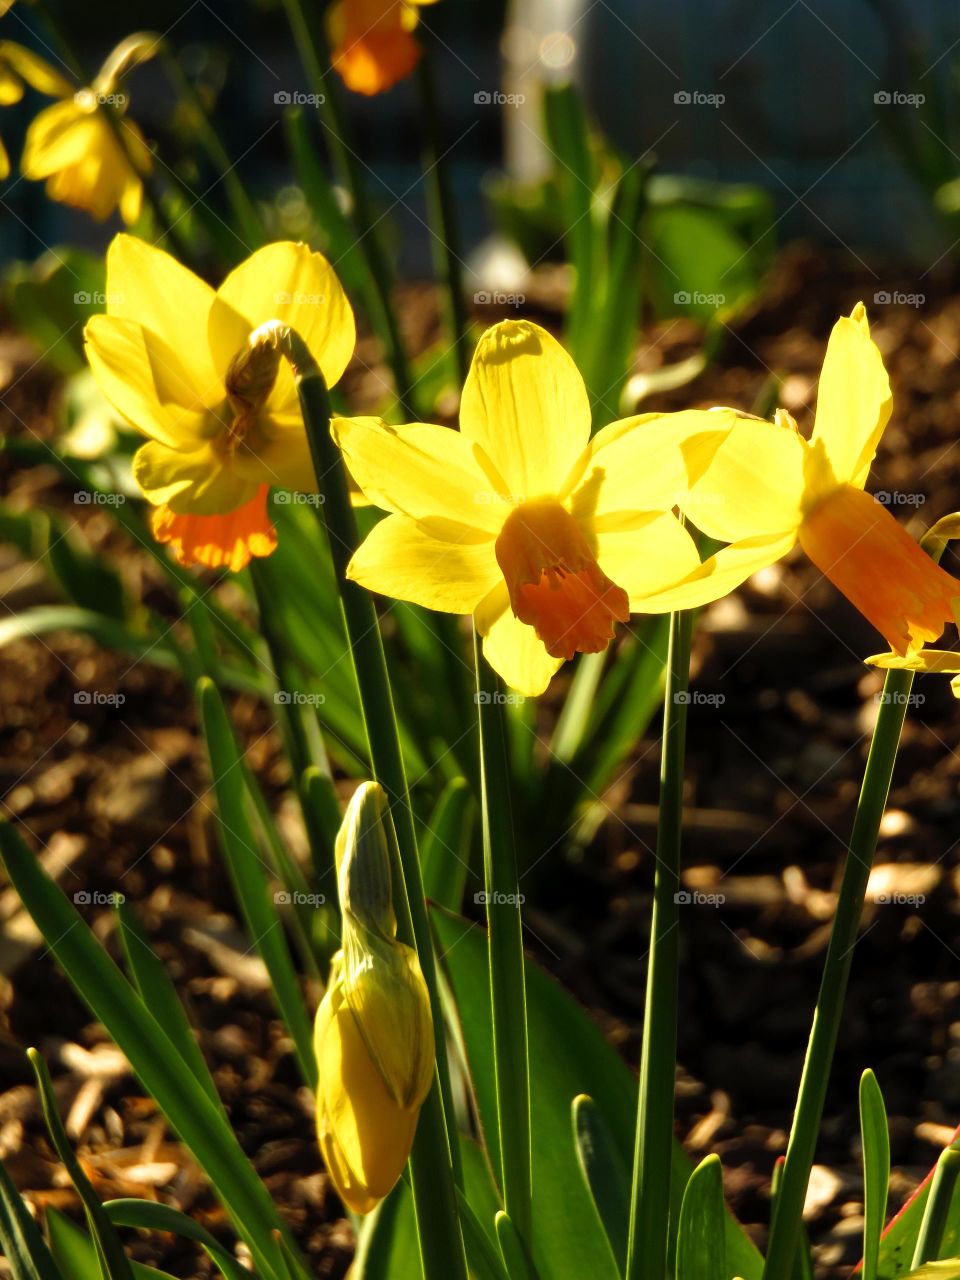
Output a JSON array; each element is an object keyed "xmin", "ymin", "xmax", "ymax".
[
  {"xmin": 639, "ymin": 304, "xmax": 960, "ymax": 656},
  {"xmin": 335, "ymin": 319, "xmax": 734, "ymax": 696},
  {"xmin": 327, "ymin": 0, "xmax": 440, "ymax": 95},
  {"xmin": 0, "ymin": 39, "xmax": 74, "ymax": 182},
  {"xmin": 84, "ymin": 235, "xmax": 356, "ymax": 571}
]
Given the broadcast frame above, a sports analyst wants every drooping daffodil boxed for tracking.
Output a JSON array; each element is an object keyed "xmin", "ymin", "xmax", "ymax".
[
  {"xmin": 84, "ymin": 235, "xmax": 355, "ymax": 570},
  {"xmin": 315, "ymin": 781, "xmax": 435, "ymax": 1213},
  {"xmin": 639, "ymin": 304, "xmax": 960, "ymax": 657},
  {"xmin": 328, "ymin": 0, "xmax": 440, "ymax": 95},
  {"xmin": 334, "ymin": 319, "xmax": 736, "ymax": 696},
  {"xmin": 0, "ymin": 39, "xmax": 74, "ymax": 182}
]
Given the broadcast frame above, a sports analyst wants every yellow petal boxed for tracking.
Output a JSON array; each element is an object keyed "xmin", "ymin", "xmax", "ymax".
[
  {"xmin": 678, "ymin": 418, "xmax": 806, "ymax": 543},
  {"xmin": 208, "ymin": 242, "xmax": 355, "ymax": 409},
  {"xmin": 866, "ymin": 649, "xmax": 960, "ymax": 672},
  {"xmin": 0, "ymin": 63, "xmax": 24, "ymax": 106},
  {"xmin": 347, "ymin": 514, "xmax": 500, "ymax": 614},
  {"xmin": 592, "ymin": 512, "xmax": 703, "ymax": 609},
  {"xmin": 809, "ymin": 304, "xmax": 892, "ymax": 491},
  {"xmin": 315, "ymin": 981, "xmax": 418, "ymax": 1214},
  {"xmin": 332, "ymin": 416, "xmax": 505, "ymax": 534},
  {"xmin": 22, "ymin": 99, "xmax": 88, "ymax": 174},
  {"xmin": 134, "ymin": 440, "xmax": 257, "ymax": 514},
  {"xmin": 476, "ymin": 582, "xmax": 564, "ymax": 697},
  {"xmin": 0, "ymin": 42, "xmax": 73, "ymax": 97},
  {"xmin": 460, "ymin": 320, "xmax": 591, "ymax": 502},
  {"xmin": 0, "ymin": 134, "xmax": 8, "ymax": 181},
  {"xmin": 103, "ymin": 235, "xmax": 221, "ymax": 407},
  {"xmin": 636, "ymin": 531, "xmax": 797, "ymax": 612},
  {"xmin": 231, "ymin": 412, "xmax": 315, "ymax": 490},
  {"xmin": 84, "ymin": 315, "xmax": 211, "ymax": 449},
  {"xmin": 571, "ymin": 409, "xmax": 737, "ymax": 523}
]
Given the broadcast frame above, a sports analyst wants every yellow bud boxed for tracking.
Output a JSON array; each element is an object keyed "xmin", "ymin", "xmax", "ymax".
[{"xmin": 314, "ymin": 783, "xmax": 435, "ymax": 1213}]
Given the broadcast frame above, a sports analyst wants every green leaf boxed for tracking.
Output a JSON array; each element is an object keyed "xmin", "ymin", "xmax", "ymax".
[
  {"xmin": 29, "ymin": 1049, "xmax": 135, "ymax": 1280},
  {"xmin": 496, "ymin": 1212, "xmax": 541, "ymax": 1280},
  {"xmin": 197, "ymin": 678, "xmax": 316, "ymax": 1089},
  {"xmin": 0, "ymin": 1156, "xmax": 61, "ymax": 1280},
  {"xmin": 644, "ymin": 203, "xmax": 761, "ymax": 321},
  {"xmin": 4, "ymin": 249, "xmax": 105, "ymax": 375},
  {"xmin": 421, "ymin": 778, "xmax": 474, "ymax": 913},
  {"xmin": 41, "ymin": 515, "xmax": 127, "ymax": 622},
  {"xmin": 676, "ymin": 1154, "xmax": 726, "ymax": 1280},
  {"xmin": 104, "ymin": 1201, "xmax": 252, "ymax": 1280},
  {"xmin": 456, "ymin": 1194, "xmax": 509, "ymax": 1280},
  {"xmin": 432, "ymin": 908, "xmax": 763, "ymax": 1280},
  {"xmin": 353, "ymin": 1181, "xmax": 422, "ymax": 1280},
  {"xmin": 861, "ymin": 1070, "xmax": 891, "ymax": 1280},
  {"xmin": 0, "ymin": 822, "xmax": 304, "ymax": 1280},
  {"xmin": 572, "ymin": 1094, "xmax": 629, "ymax": 1272},
  {"xmin": 116, "ymin": 903, "xmax": 224, "ymax": 1115},
  {"xmin": 46, "ymin": 1208, "xmax": 175, "ymax": 1280}
]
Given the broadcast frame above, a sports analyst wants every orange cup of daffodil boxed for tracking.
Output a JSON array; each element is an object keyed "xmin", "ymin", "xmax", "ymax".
[
  {"xmin": 328, "ymin": 0, "xmax": 440, "ymax": 95},
  {"xmin": 83, "ymin": 235, "xmax": 356, "ymax": 571}
]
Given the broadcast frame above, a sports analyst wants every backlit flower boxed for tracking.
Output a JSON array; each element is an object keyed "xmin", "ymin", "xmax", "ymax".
[
  {"xmin": 327, "ymin": 0, "xmax": 439, "ymax": 95},
  {"xmin": 84, "ymin": 235, "xmax": 355, "ymax": 571},
  {"xmin": 315, "ymin": 782, "xmax": 434, "ymax": 1213},
  {"xmin": 0, "ymin": 39, "xmax": 73, "ymax": 182},
  {"xmin": 335, "ymin": 319, "xmax": 733, "ymax": 695},
  {"xmin": 641, "ymin": 305, "xmax": 960, "ymax": 656}
]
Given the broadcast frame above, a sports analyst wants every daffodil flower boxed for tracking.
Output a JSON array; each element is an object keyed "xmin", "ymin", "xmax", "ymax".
[
  {"xmin": 639, "ymin": 304, "xmax": 960, "ymax": 656},
  {"xmin": 0, "ymin": 39, "xmax": 73, "ymax": 182},
  {"xmin": 84, "ymin": 235, "xmax": 355, "ymax": 571},
  {"xmin": 315, "ymin": 782, "xmax": 434, "ymax": 1213},
  {"xmin": 335, "ymin": 319, "xmax": 734, "ymax": 696},
  {"xmin": 328, "ymin": 0, "xmax": 440, "ymax": 95}
]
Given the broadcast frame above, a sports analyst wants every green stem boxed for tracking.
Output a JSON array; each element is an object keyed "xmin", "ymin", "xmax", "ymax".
[
  {"xmin": 281, "ymin": 331, "xmax": 466, "ymax": 1279},
  {"xmin": 912, "ymin": 1143, "xmax": 960, "ymax": 1267},
  {"xmin": 280, "ymin": 0, "xmax": 417, "ymax": 417},
  {"xmin": 474, "ymin": 636, "xmax": 532, "ymax": 1241},
  {"xmin": 416, "ymin": 53, "xmax": 471, "ymax": 387},
  {"xmin": 625, "ymin": 609, "xmax": 693, "ymax": 1280},
  {"xmin": 761, "ymin": 665, "xmax": 914, "ymax": 1277},
  {"xmin": 158, "ymin": 45, "xmax": 266, "ymax": 249}
]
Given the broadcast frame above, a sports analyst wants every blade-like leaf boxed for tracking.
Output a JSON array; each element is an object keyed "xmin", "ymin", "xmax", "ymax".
[
  {"xmin": 676, "ymin": 1154, "xmax": 726, "ymax": 1280},
  {"xmin": 572, "ymin": 1093, "xmax": 629, "ymax": 1272},
  {"xmin": 495, "ymin": 1212, "xmax": 540, "ymax": 1280},
  {"xmin": 421, "ymin": 778, "xmax": 474, "ymax": 913},
  {"xmin": 0, "ymin": 1157, "xmax": 61, "ymax": 1280},
  {"xmin": 104, "ymin": 1201, "xmax": 251, "ymax": 1280},
  {"xmin": 861, "ymin": 1070, "xmax": 891, "ymax": 1280},
  {"xmin": 46, "ymin": 1209, "xmax": 176, "ymax": 1280},
  {"xmin": 197, "ymin": 677, "xmax": 316, "ymax": 1090}
]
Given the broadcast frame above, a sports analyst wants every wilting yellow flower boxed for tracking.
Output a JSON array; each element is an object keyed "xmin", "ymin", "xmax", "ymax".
[
  {"xmin": 84, "ymin": 235, "xmax": 356, "ymax": 571},
  {"xmin": 335, "ymin": 319, "xmax": 734, "ymax": 696},
  {"xmin": 328, "ymin": 0, "xmax": 439, "ymax": 95},
  {"xmin": 315, "ymin": 782, "xmax": 434, "ymax": 1214},
  {"xmin": 640, "ymin": 304, "xmax": 960, "ymax": 656}
]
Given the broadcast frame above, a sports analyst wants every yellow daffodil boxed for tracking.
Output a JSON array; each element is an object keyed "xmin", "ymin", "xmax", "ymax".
[
  {"xmin": 84, "ymin": 235, "xmax": 356, "ymax": 571},
  {"xmin": 335, "ymin": 319, "xmax": 734, "ymax": 696},
  {"xmin": 315, "ymin": 782, "xmax": 434, "ymax": 1214},
  {"xmin": 0, "ymin": 39, "xmax": 73, "ymax": 181},
  {"xmin": 20, "ymin": 34, "xmax": 156, "ymax": 224},
  {"xmin": 328, "ymin": 0, "xmax": 439, "ymax": 95},
  {"xmin": 637, "ymin": 304, "xmax": 960, "ymax": 657}
]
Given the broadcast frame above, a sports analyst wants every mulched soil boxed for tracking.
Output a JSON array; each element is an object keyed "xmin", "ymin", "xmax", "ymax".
[{"xmin": 3, "ymin": 243, "xmax": 960, "ymax": 1277}]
